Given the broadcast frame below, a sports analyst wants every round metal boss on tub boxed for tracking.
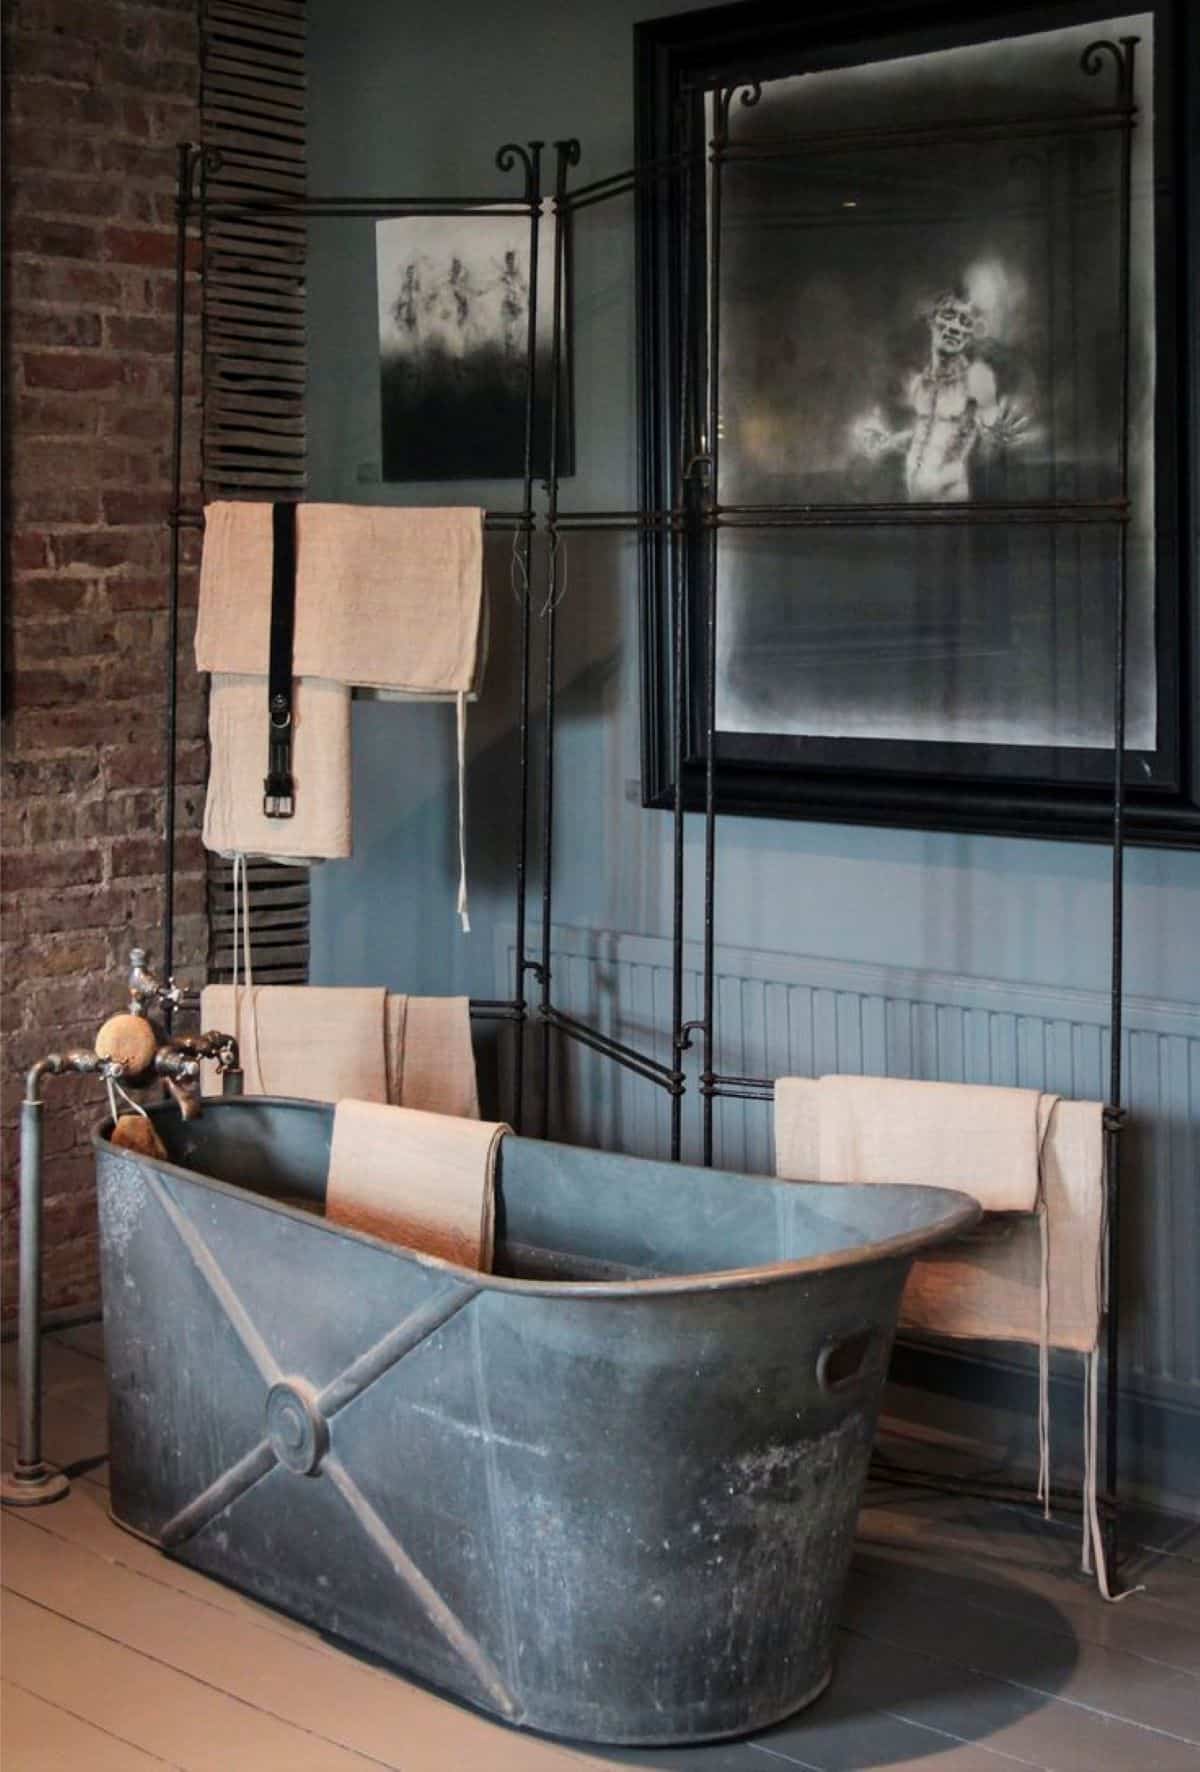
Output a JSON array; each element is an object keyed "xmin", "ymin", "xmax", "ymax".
[{"xmin": 265, "ymin": 1379, "xmax": 329, "ymax": 1475}]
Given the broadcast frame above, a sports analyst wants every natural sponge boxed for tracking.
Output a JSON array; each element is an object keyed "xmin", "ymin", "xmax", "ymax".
[
  {"xmin": 109, "ymin": 1113, "xmax": 168, "ymax": 1160},
  {"xmin": 95, "ymin": 1012, "xmax": 159, "ymax": 1078}
]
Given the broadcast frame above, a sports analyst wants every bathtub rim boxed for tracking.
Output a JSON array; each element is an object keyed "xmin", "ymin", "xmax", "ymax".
[{"xmin": 93, "ymin": 1097, "xmax": 981, "ymax": 1300}]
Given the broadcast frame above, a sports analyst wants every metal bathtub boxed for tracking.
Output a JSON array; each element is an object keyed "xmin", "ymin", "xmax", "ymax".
[{"xmin": 94, "ymin": 1097, "xmax": 977, "ymax": 1746}]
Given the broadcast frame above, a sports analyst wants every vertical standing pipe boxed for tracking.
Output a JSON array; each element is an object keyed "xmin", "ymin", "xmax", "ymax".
[
  {"xmin": 536, "ymin": 141, "xmax": 578, "ymax": 1139},
  {"xmin": 700, "ymin": 94, "xmax": 731, "ymax": 1169},
  {"xmin": 163, "ymin": 143, "xmax": 195, "ymax": 1008},
  {"xmin": 670, "ymin": 111, "xmax": 697, "ymax": 1163},
  {"xmin": 1101, "ymin": 34, "xmax": 1139, "ymax": 1590},
  {"xmin": 508, "ymin": 141, "xmax": 544, "ymax": 1136},
  {"xmin": 1, "ymin": 1067, "xmax": 72, "ymax": 1506}
]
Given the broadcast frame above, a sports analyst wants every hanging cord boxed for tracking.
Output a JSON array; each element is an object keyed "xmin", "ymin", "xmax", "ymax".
[
  {"xmin": 1080, "ymin": 1149, "xmax": 1143, "ymax": 1603},
  {"xmin": 1036, "ymin": 1197, "xmax": 1052, "ymax": 1520},
  {"xmin": 1034, "ymin": 1096, "xmax": 1058, "ymax": 1521},
  {"xmin": 230, "ymin": 852, "xmax": 259, "ymax": 1089},
  {"xmin": 455, "ymin": 691, "xmax": 470, "ymax": 935},
  {"xmin": 510, "ymin": 525, "xmax": 530, "ymax": 607},
  {"xmin": 540, "ymin": 531, "xmax": 569, "ymax": 617},
  {"xmin": 107, "ymin": 1074, "xmax": 152, "ymax": 1125}
]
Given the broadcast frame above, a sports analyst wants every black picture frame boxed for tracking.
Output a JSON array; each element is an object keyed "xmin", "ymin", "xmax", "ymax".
[{"xmin": 635, "ymin": 0, "xmax": 1199, "ymax": 846}]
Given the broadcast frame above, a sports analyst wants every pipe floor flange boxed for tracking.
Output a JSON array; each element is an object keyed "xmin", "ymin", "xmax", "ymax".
[{"xmin": 0, "ymin": 1463, "xmax": 70, "ymax": 1507}]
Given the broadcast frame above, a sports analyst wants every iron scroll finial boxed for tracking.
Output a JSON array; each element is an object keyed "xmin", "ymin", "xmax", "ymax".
[
  {"xmin": 495, "ymin": 141, "xmax": 543, "ymax": 203},
  {"xmin": 713, "ymin": 82, "xmax": 762, "ymax": 149},
  {"xmin": 176, "ymin": 142, "xmax": 224, "ymax": 213},
  {"xmin": 1080, "ymin": 36, "xmax": 1138, "ymax": 108}
]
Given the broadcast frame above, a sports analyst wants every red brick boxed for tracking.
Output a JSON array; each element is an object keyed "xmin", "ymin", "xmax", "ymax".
[
  {"xmin": 12, "ymin": 890, "xmax": 113, "ymax": 937},
  {"xmin": 5, "ymin": 578, "xmax": 100, "ymax": 619},
  {"xmin": 103, "ymin": 313, "xmax": 175, "ymax": 355},
  {"xmin": 6, "ymin": 32, "xmax": 98, "ymax": 83},
  {"xmin": 11, "ymin": 489, "xmax": 105, "ymax": 527},
  {"xmin": 2, "ymin": 752, "xmax": 101, "ymax": 798},
  {"xmin": 22, "ymin": 350, "xmax": 127, "ymax": 393},
  {"xmin": 103, "ymin": 225, "xmax": 176, "ymax": 269},
  {"xmin": 50, "ymin": 528, "xmax": 155, "ymax": 572},
  {"xmin": 106, "ymin": 578, "xmax": 165, "ymax": 612},
  {"xmin": 15, "ymin": 390, "xmax": 101, "ymax": 433},
  {"xmin": 26, "ymin": 798, "xmax": 109, "ymax": 845},
  {"xmin": 11, "ymin": 258, "xmax": 123, "ymax": 308},
  {"xmin": 11, "ymin": 616, "xmax": 114, "ymax": 663},
  {"xmin": 1, "ymin": 848, "xmax": 103, "ymax": 894},
  {"xmin": 10, "ymin": 533, "xmax": 50, "ymax": 572},
  {"xmin": 109, "ymin": 834, "xmax": 166, "ymax": 879},
  {"xmin": 101, "ymin": 489, "xmax": 172, "ymax": 527},
  {"xmin": 9, "ymin": 309, "xmax": 104, "ymax": 350},
  {"xmin": 8, "ymin": 215, "xmax": 101, "ymax": 260}
]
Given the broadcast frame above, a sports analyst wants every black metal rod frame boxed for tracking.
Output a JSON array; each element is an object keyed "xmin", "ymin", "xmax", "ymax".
[
  {"xmin": 164, "ymin": 140, "xmax": 549, "ymax": 1131},
  {"xmin": 544, "ymin": 41, "xmax": 1138, "ymax": 1586},
  {"xmin": 160, "ymin": 41, "xmax": 1139, "ymax": 1585}
]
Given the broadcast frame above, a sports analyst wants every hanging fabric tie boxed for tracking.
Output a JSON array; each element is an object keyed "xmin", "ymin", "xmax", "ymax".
[
  {"xmin": 264, "ymin": 500, "xmax": 298, "ymax": 819},
  {"xmin": 456, "ymin": 690, "xmax": 470, "ymax": 934}
]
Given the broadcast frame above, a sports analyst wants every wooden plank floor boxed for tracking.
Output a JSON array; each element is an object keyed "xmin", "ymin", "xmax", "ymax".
[{"xmin": 2, "ymin": 1327, "xmax": 1198, "ymax": 1771}]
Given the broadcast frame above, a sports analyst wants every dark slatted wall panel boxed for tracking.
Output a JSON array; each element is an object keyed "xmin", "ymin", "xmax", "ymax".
[
  {"xmin": 208, "ymin": 861, "xmax": 312, "ymax": 984},
  {"xmin": 200, "ymin": 0, "xmax": 310, "ymax": 984},
  {"xmin": 200, "ymin": 0, "xmax": 307, "ymax": 498}
]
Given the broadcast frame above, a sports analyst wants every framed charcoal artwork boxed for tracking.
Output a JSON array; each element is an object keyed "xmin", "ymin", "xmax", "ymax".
[
  {"xmin": 375, "ymin": 211, "xmax": 571, "ymax": 481},
  {"xmin": 636, "ymin": 0, "xmax": 1199, "ymax": 844}
]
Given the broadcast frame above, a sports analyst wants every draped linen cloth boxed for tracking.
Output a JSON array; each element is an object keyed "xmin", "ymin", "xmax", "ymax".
[
  {"xmin": 773, "ymin": 1075, "xmax": 1103, "ymax": 1351},
  {"xmin": 386, "ymin": 994, "xmax": 479, "ymax": 1120},
  {"xmin": 774, "ymin": 1073, "xmax": 1116, "ymax": 1596},
  {"xmin": 199, "ymin": 986, "xmax": 480, "ymax": 1124},
  {"xmin": 200, "ymin": 985, "xmax": 388, "ymax": 1104},
  {"xmin": 196, "ymin": 501, "xmax": 486, "ymax": 922},
  {"xmin": 195, "ymin": 501, "xmax": 486, "ymax": 696},
  {"xmin": 325, "ymin": 1100, "xmax": 507, "ymax": 1271}
]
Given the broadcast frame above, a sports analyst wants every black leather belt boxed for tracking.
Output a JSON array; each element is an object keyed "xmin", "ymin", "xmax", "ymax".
[{"xmin": 263, "ymin": 500, "xmax": 297, "ymax": 818}]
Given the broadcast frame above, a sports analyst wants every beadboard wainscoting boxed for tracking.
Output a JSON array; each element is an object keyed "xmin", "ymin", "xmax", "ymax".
[{"xmin": 497, "ymin": 922, "xmax": 1200, "ymax": 1506}]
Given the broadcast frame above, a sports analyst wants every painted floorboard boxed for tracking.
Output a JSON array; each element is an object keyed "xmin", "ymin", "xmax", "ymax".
[
  {"xmin": 1, "ymin": 1510, "xmax": 586, "ymax": 1772},
  {"xmin": 852, "ymin": 1530, "xmax": 1200, "ymax": 1678},
  {"xmin": 5, "ymin": 1329, "xmax": 1200, "ymax": 1772},
  {"xmin": 0, "ymin": 1680, "xmax": 180, "ymax": 1771},
  {"xmin": 843, "ymin": 1558, "xmax": 1200, "ymax": 1741},
  {"xmin": 1, "ymin": 1590, "xmax": 396, "ymax": 1771}
]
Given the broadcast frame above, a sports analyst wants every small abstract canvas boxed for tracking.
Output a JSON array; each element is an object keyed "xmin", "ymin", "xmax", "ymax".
[{"xmin": 375, "ymin": 213, "xmax": 568, "ymax": 481}]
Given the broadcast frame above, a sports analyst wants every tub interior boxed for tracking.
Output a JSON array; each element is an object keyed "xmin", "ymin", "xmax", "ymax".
[{"xmin": 133, "ymin": 1098, "xmax": 972, "ymax": 1283}]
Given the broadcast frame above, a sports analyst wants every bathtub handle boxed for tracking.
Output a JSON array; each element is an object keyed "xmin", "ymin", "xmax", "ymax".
[{"xmin": 816, "ymin": 1328, "xmax": 877, "ymax": 1396}]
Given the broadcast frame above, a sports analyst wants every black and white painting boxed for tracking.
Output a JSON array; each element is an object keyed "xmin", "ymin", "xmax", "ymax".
[
  {"xmin": 375, "ymin": 213, "xmax": 568, "ymax": 481},
  {"xmin": 713, "ymin": 13, "xmax": 1156, "ymax": 760}
]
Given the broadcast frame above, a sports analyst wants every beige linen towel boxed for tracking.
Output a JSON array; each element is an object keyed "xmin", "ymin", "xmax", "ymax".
[
  {"xmin": 386, "ymin": 994, "xmax": 479, "ymax": 1119},
  {"xmin": 203, "ymin": 673, "xmax": 353, "ymax": 863},
  {"xmin": 774, "ymin": 1073, "xmax": 1112, "ymax": 1594},
  {"xmin": 785, "ymin": 1074, "xmax": 1049, "ymax": 1211},
  {"xmin": 897, "ymin": 1099, "xmax": 1104, "ymax": 1352},
  {"xmin": 773, "ymin": 1075, "xmax": 1104, "ymax": 1350},
  {"xmin": 197, "ymin": 501, "xmax": 485, "ymax": 925},
  {"xmin": 195, "ymin": 501, "xmax": 486, "ymax": 696},
  {"xmin": 325, "ymin": 1100, "xmax": 507, "ymax": 1270},
  {"xmin": 199, "ymin": 985, "xmax": 388, "ymax": 1103}
]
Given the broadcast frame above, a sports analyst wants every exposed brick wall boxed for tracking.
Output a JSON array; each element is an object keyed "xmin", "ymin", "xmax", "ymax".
[{"xmin": 2, "ymin": 0, "xmax": 207, "ymax": 1319}]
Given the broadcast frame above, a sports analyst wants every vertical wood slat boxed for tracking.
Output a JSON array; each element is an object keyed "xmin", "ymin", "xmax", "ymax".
[{"xmin": 199, "ymin": 1, "xmax": 310, "ymax": 983}]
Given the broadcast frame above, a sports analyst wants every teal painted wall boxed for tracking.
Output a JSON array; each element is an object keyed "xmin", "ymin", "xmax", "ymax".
[
  {"xmin": 303, "ymin": 0, "xmax": 1199, "ymax": 1510},
  {"xmin": 305, "ymin": 0, "xmax": 1200, "ymax": 1017}
]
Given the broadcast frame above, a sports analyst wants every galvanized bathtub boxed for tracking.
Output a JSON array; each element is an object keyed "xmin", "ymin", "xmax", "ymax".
[{"xmin": 94, "ymin": 1098, "xmax": 976, "ymax": 1746}]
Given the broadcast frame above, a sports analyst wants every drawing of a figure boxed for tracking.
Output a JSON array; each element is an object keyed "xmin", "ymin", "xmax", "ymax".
[{"xmin": 852, "ymin": 290, "xmax": 1032, "ymax": 500}]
